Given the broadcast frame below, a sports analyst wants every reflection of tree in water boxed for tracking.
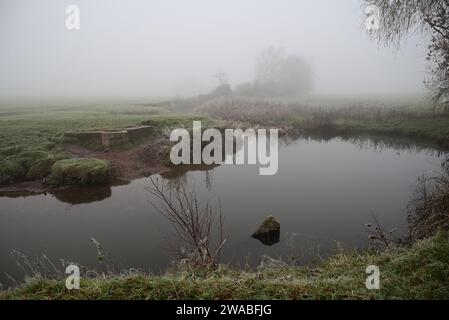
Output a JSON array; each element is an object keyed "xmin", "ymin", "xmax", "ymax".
[
  {"xmin": 292, "ymin": 133, "xmax": 446, "ymax": 157},
  {"xmin": 346, "ymin": 136, "xmax": 445, "ymax": 156}
]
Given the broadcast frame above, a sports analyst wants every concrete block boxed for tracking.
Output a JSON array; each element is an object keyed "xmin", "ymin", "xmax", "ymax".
[
  {"xmin": 101, "ymin": 131, "xmax": 128, "ymax": 147},
  {"xmin": 127, "ymin": 126, "xmax": 153, "ymax": 142}
]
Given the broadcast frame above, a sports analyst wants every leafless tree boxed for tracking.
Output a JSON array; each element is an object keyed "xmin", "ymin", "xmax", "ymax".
[
  {"xmin": 146, "ymin": 177, "xmax": 226, "ymax": 267},
  {"xmin": 364, "ymin": 0, "xmax": 449, "ymax": 112},
  {"xmin": 255, "ymin": 46, "xmax": 286, "ymax": 85},
  {"xmin": 253, "ymin": 46, "xmax": 313, "ymax": 97}
]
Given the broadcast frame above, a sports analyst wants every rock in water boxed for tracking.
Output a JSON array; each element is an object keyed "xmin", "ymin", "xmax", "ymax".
[{"xmin": 251, "ymin": 215, "xmax": 280, "ymax": 246}]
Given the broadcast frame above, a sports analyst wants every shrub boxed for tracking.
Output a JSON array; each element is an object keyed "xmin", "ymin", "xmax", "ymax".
[
  {"xmin": 49, "ymin": 158, "xmax": 111, "ymax": 186},
  {"xmin": 407, "ymin": 174, "xmax": 449, "ymax": 242},
  {"xmin": 197, "ymin": 97, "xmax": 292, "ymax": 124},
  {"xmin": 16, "ymin": 151, "xmax": 55, "ymax": 180},
  {"xmin": 0, "ymin": 159, "xmax": 25, "ymax": 184},
  {"xmin": 25, "ymin": 157, "xmax": 54, "ymax": 180},
  {"xmin": 0, "ymin": 146, "xmax": 23, "ymax": 157}
]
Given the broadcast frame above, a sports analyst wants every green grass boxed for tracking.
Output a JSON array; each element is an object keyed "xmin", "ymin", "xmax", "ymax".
[
  {"xmin": 1, "ymin": 97, "xmax": 448, "ymax": 299},
  {"xmin": 48, "ymin": 158, "xmax": 111, "ymax": 186},
  {"xmin": 2, "ymin": 232, "xmax": 448, "ymax": 300},
  {"xmin": 0, "ymin": 103, "xmax": 209, "ymax": 184},
  {"xmin": 334, "ymin": 117, "xmax": 449, "ymax": 145},
  {"xmin": 1, "ymin": 98, "xmax": 448, "ymax": 185}
]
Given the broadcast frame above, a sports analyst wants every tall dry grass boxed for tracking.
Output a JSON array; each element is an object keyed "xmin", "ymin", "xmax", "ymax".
[{"xmin": 407, "ymin": 156, "xmax": 449, "ymax": 242}]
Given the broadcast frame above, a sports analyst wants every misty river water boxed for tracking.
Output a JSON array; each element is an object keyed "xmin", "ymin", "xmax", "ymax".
[{"xmin": 0, "ymin": 136, "xmax": 445, "ymax": 286}]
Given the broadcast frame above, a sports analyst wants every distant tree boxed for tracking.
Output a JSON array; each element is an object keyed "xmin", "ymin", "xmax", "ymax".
[
  {"xmin": 364, "ymin": 0, "xmax": 449, "ymax": 112},
  {"xmin": 213, "ymin": 71, "xmax": 229, "ymax": 86},
  {"xmin": 253, "ymin": 46, "xmax": 313, "ymax": 97},
  {"xmin": 254, "ymin": 47, "xmax": 286, "ymax": 85},
  {"xmin": 209, "ymin": 83, "xmax": 232, "ymax": 97},
  {"xmin": 278, "ymin": 55, "xmax": 313, "ymax": 96},
  {"xmin": 210, "ymin": 70, "xmax": 232, "ymax": 97},
  {"xmin": 235, "ymin": 82, "xmax": 256, "ymax": 96}
]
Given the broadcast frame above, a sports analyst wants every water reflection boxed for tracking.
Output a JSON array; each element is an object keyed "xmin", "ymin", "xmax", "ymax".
[
  {"xmin": 251, "ymin": 230, "xmax": 280, "ymax": 246},
  {"xmin": 0, "ymin": 180, "xmax": 130, "ymax": 205},
  {"xmin": 299, "ymin": 133, "xmax": 447, "ymax": 155},
  {"xmin": 50, "ymin": 186, "xmax": 112, "ymax": 205},
  {"xmin": 2, "ymin": 135, "xmax": 443, "ymax": 206}
]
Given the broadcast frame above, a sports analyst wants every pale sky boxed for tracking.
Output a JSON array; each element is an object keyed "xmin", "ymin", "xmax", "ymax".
[{"xmin": 0, "ymin": 0, "xmax": 428, "ymax": 99}]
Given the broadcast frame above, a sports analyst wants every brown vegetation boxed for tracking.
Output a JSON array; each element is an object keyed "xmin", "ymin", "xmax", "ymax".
[{"xmin": 407, "ymin": 157, "xmax": 449, "ymax": 242}]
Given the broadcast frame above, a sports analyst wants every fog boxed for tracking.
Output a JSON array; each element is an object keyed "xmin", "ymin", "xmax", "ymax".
[{"xmin": 0, "ymin": 0, "xmax": 428, "ymax": 100}]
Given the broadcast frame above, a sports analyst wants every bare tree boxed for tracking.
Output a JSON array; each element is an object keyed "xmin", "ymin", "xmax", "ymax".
[
  {"xmin": 146, "ymin": 177, "xmax": 226, "ymax": 267},
  {"xmin": 255, "ymin": 46, "xmax": 286, "ymax": 85},
  {"xmin": 363, "ymin": 0, "xmax": 449, "ymax": 112},
  {"xmin": 278, "ymin": 55, "xmax": 313, "ymax": 96},
  {"xmin": 253, "ymin": 46, "xmax": 313, "ymax": 97}
]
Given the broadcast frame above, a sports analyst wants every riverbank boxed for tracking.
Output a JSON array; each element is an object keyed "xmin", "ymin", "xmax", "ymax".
[
  {"xmin": 1, "ymin": 231, "xmax": 448, "ymax": 300},
  {"xmin": 0, "ymin": 102, "xmax": 212, "ymax": 192},
  {"xmin": 1, "ymin": 97, "xmax": 449, "ymax": 193},
  {"xmin": 197, "ymin": 96, "xmax": 449, "ymax": 149}
]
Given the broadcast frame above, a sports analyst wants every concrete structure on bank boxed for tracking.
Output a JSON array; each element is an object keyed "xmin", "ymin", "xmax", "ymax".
[
  {"xmin": 101, "ymin": 131, "xmax": 128, "ymax": 147},
  {"xmin": 64, "ymin": 131, "xmax": 103, "ymax": 145},
  {"xmin": 64, "ymin": 125, "xmax": 153, "ymax": 147},
  {"xmin": 126, "ymin": 126, "xmax": 153, "ymax": 141}
]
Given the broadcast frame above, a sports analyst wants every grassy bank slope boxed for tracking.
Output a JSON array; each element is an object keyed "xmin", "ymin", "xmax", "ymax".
[
  {"xmin": 196, "ymin": 95, "xmax": 449, "ymax": 147},
  {"xmin": 334, "ymin": 117, "xmax": 449, "ymax": 145},
  {"xmin": 2, "ymin": 232, "xmax": 448, "ymax": 300},
  {"xmin": 0, "ymin": 103, "xmax": 206, "ymax": 185},
  {"xmin": 2, "ymin": 98, "xmax": 449, "ymax": 186}
]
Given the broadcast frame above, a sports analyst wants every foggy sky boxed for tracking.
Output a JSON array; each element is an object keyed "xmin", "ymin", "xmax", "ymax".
[{"xmin": 0, "ymin": 0, "xmax": 428, "ymax": 100}]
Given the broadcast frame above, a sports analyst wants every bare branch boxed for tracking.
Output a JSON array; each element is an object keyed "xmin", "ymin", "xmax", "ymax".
[{"xmin": 146, "ymin": 176, "xmax": 226, "ymax": 267}]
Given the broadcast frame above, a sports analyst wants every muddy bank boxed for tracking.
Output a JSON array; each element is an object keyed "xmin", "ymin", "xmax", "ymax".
[
  {"xmin": 63, "ymin": 138, "xmax": 169, "ymax": 180},
  {"xmin": 0, "ymin": 136, "xmax": 172, "ymax": 194}
]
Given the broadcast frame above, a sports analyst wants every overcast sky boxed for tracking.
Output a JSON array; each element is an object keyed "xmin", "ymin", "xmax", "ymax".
[{"xmin": 0, "ymin": 0, "xmax": 428, "ymax": 100}]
